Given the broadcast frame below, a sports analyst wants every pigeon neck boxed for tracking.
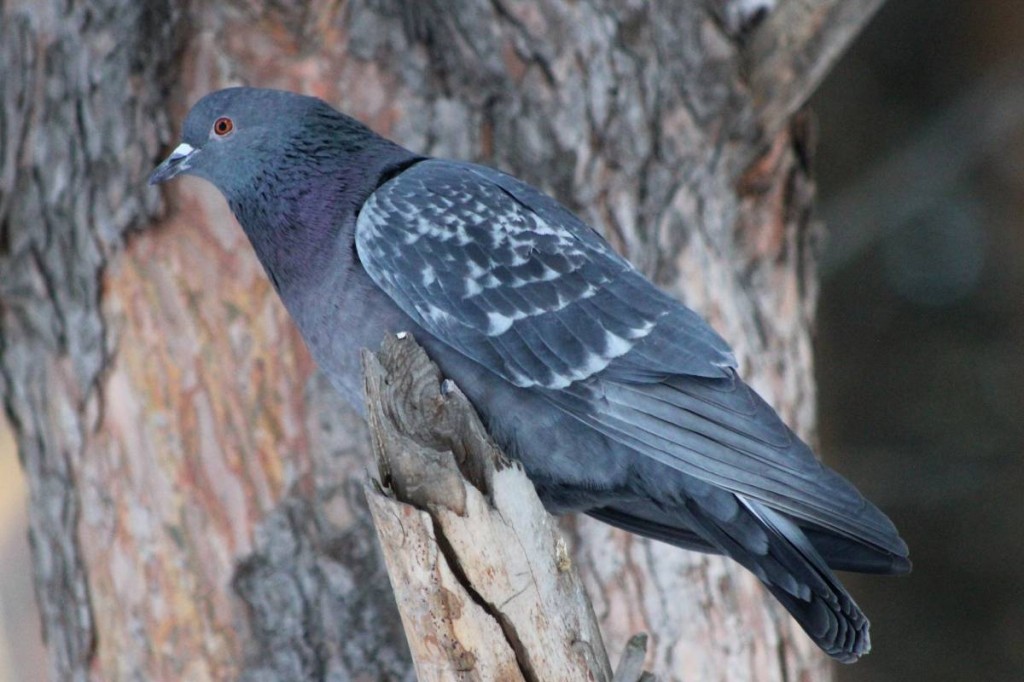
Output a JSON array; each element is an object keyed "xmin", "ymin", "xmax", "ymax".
[{"xmin": 231, "ymin": 146, "xmax": 420, "ymax": 294}]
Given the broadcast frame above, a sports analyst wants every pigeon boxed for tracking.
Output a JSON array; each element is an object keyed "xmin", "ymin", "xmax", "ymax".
[{"xmin": 150, "ymin": 87, "xmax": 909, "ymax": 662}]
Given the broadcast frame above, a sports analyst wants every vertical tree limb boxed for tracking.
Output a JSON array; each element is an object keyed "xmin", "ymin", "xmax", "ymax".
[
  {"xmin": 362, "ymin": 333, "xmax": 652, "ymax": 681},
  {"xmin": 745, "ymin": 0, "xmax": 887, "ymax": 146}
]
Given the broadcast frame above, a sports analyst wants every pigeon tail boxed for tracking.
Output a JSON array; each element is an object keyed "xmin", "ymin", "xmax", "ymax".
[{"xmin": 679, "ymin": 493, "xmax": 871, "ymax": 662}]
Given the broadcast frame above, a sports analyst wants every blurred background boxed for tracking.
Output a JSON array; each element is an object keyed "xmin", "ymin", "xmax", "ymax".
[
  {"xmin": 812, "ymin": 1, "xmax": 1024, "ymax": 681},
  {"xmin": 1, "ymin": 1, "xmax": 1021, "ymax": 679}
]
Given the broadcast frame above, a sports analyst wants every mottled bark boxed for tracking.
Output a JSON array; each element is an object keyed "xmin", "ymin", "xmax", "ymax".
[{"xmin": 0, "ymin": 1, "xmax": 881, "ymax": 680}]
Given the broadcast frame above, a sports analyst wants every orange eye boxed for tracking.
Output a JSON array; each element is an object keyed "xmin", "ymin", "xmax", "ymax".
[{"xmin": 213, "ymin": 117, "xmax": 234, "ymax": 136}]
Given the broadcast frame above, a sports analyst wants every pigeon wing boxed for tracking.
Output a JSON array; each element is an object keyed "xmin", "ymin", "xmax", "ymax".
[
  {"xmin": 355, "ymin": 158, "xmax": 736, "ymax": 390},
  {"xmin": 355, "ymin": 158, "xmax": 907, "ymax": 559}
]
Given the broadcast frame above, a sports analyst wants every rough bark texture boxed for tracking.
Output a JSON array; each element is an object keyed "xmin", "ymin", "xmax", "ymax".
[{"xmin": 0, "ymin": 1, "xmax": 881, "ymax": 680}]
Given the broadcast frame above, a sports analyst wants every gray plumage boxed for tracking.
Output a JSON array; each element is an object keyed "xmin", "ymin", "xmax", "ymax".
[{"xmin": 150, "ymin": 87, "xmax": 909, "ymax": 663}]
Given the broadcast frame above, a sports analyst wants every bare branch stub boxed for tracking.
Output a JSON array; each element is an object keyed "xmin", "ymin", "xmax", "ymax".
[{"xmin": 745, "ymin": 0, "xmax": 886, "ymax": 149}]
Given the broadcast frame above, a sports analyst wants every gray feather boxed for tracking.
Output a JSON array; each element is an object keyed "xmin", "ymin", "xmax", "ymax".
[{"xmin": 356, "ymin": 159, "xmax": 737, "ymax": 390}]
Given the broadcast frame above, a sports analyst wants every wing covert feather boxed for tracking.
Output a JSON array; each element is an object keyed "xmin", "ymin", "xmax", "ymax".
[{"xmin": 355, "ymin": 159, "xmax": 735, "ymax": 389}]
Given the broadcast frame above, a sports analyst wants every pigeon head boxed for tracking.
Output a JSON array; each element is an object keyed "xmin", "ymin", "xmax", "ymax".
[
  {"xmin": 149, "ymin": 87, "xmax": 418, "ymax": 292},
  {"xmin": 148, "ymin": 87, "xmax": 386, "ymax": 196}
]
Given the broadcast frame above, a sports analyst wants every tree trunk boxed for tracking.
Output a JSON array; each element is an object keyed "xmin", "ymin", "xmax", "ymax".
[{"xmin": 0, "ymin": 1, "xmax": 882, "ymax": 680}]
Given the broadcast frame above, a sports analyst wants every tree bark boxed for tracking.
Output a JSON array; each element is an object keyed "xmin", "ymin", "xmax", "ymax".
[{"xmin": 0, "ymin": 1, "xmax": 882, "ymax": 680}]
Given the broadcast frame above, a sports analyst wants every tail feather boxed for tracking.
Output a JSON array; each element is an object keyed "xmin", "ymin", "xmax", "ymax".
[
  {"xmin": 679, "ymin": 492, "xmax": 871, "ymax": 662},
  {"xmin": 739, "ymin": 498, "xmax": 870, "ymax": 662},
  {"xmin": 587, "ymin": 494, "xmax": 907, "ymax": 661}
]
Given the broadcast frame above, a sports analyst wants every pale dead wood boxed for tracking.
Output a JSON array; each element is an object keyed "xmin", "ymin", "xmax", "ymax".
[
  {"xmin": 612, "ymin": 633, "xmax": 651, "ymax": 682},
  {"xmin": 361, "ymin": 334, "xmax": 653, "ymax": 682},
  {"xmin": 364, "ymin": 494, "xmax": 525, "ymax": 682}
]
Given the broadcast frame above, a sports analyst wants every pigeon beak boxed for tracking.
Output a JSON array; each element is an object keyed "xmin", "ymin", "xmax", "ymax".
[{"xmin": 148, "ymin": 143, "xmax": 197, "ymax": 185}]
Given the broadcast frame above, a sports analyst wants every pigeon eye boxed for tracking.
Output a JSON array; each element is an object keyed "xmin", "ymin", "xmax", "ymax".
[{"xmin": 212, "ymin": 117, "xmax": 234, "ymax": 137}]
